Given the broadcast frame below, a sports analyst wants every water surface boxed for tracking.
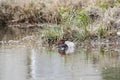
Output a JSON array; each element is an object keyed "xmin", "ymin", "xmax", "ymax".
[{"xmin": 0, "ymin": 45, "xmax": 120, "ymax": 80}]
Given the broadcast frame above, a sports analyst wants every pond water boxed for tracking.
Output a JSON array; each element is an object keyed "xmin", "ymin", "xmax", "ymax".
[{"xmin": 0, "ymin": 43, "xmax": 120, "ymax": 80}]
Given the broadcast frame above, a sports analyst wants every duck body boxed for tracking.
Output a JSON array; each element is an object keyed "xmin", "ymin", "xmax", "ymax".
[
  {"xmin": 64, "ymin": 41, "xmax": 75, "ymax": 54},
  {"xmin": 58, "ymin": 40, "xmax": 75, "ymax": 55},
  {"xmin": 117, "ymin": 31, "xmax": 120, "ymax": 36}
]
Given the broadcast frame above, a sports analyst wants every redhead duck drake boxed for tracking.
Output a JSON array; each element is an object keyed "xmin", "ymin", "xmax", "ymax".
[{"xmin": 58, "ymin": 40, "xmax": 75, "ymax": 55}]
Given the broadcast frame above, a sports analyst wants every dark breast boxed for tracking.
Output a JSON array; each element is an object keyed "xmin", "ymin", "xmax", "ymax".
[
  {"xmin": 58, "ymin": 44, "xmax": 68, "ymax": 50},
  {"xmin": 58, "ymin": 44, "xmax": 68, "ymax": 55}
]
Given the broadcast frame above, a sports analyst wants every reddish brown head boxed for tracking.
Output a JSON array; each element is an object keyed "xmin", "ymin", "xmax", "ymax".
[{"xmin": 58, "ymin": 39, "xmax": 65, "ymax": 44}]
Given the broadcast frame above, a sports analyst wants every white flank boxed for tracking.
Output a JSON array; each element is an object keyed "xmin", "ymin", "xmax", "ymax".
[
  {"xmin": 65, "ymin": 41, "xmax": 75, "ymax": 54},
  {"xmin": 117, "ymin": 31, "xmax": 120, "ymax": 36}
]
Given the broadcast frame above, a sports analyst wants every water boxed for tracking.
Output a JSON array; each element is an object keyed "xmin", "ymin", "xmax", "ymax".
[{"xmin": 0, "ymin": 44, "xmax": 120, "ymax": 80}]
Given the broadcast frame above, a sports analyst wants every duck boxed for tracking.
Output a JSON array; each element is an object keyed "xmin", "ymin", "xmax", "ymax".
[{"xmin": 58, "ymin": 39, "xmax": 75, "ymax": 55}]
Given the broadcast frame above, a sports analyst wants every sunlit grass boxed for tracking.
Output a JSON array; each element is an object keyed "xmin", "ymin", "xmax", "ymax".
[{"xmin": 45, "ymin": 25, "xmax": 62, "ymax": 39}]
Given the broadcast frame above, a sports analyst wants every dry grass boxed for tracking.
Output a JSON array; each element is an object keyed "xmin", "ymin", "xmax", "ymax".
[{"xmin": 0, "ymin": 0, "xmax": 120, "ymax": 43}]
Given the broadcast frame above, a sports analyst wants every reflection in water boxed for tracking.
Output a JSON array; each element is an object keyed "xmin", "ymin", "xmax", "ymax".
[
  {"xmin": 102, "ymin": 66, "xmax": 120, "ymax": 80},
  {"xmin": 0, "ymin": 48, "xmax": 31, "ymax": 80},
  {"xmin": 0, "ymin": 46, "xmax": 119, "ymax": 80},
  {"xmin": 85, "ymin": 46, "xmax": 120, "ymax": 80},
  {"xmin": 0, "ymin": 26, "xmax": 6, "ymax": 41},
  {"xmin": 0, "ymin": 25, "xmax": 37, "ymax": 42},
  {"xmin": 31, "ymin": 48, "xmax": 102, "ymax": 80}
]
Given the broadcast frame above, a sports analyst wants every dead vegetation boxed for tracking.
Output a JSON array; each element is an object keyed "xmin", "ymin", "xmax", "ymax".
[{"xmin": 0, "ymin": 0, "xmax": 120, "ymax": 44}]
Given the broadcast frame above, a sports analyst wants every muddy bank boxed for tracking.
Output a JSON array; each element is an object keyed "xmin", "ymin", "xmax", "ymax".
[
  {"xmin": 0, "ymin": 23, "xmax": 119, "ymax": 46},
  {"xmin": 0, "ymin": 1, "xmax": 61, "ymax": 41}
]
